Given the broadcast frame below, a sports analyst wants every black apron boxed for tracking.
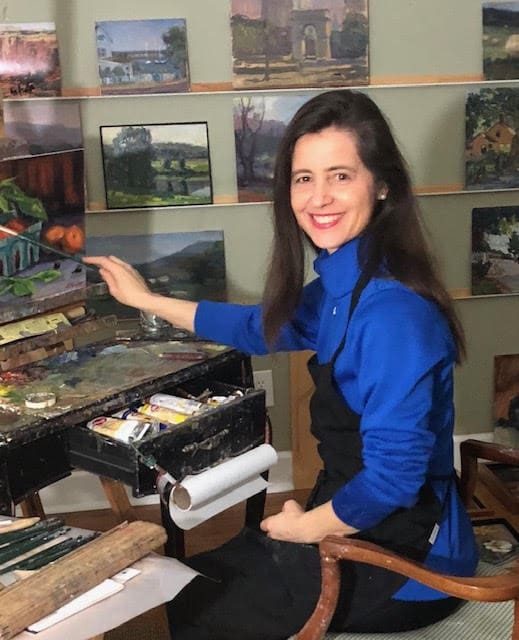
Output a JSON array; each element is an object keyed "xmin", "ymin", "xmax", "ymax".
[
  {"xmin": 305, "ymin": 270, "xmax": 446, "ymax": 628},
  {"xmin": 167, "ymin": 271, "xmax": 455, "ymax": 639}
]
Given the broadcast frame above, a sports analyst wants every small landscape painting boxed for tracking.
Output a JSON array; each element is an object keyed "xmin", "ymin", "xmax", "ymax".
[
  {"xmin": 473, "ymin": 519, "xmax": 519, "ymax": 566},
  {"xmin": 465, "ymin": 88, "xmax": 519, "ymax": 190},
  {"xmin": 234, "ymin": 94, "xmax": 312, "ymax": 201},
  {"xmin": 95, "ymin": 19, "xmax": 190, "ymax": 95},
  {"xmin": 0, "ymin": 23, "xmax": 61, "ymax": 98},
  {"xmin": 1, "ymin": 100, "xmax": 82, "ymax": 160},
  {"xmin": 231, "ymin": 0, "xmax": 368, "ymax": 89},
  {"xmin": 85, "ymin": 230, "xmax": 226, "ymax": 319},
  {"xmin": 483, "ymin": 2, "xmax": 519, "ymax": 80},
  {"xmin": 471, "ymin": 206, "xmax": 519, "ymax": 295},
  {"xmin": 100, "ymin": 122, "xmax": 212, "ymax": 210},
  {"xmin": 494, "ymin": 353, "xmax": 519, "ymax": 446},
  {"xmin": 0, "ymin": 150, "xmax": 86, "ymax": 325}
]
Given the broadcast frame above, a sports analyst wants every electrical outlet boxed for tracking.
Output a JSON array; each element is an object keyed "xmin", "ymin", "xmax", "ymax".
[{"xmin": 253, "ymin": 369, "xmax": 275, "ymax": 407}]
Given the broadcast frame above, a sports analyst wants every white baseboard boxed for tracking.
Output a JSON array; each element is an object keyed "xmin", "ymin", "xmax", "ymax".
[
  {"xmin": 35, "ymin": 433, "xmax": 493, "ymax": 515},
  {"xmin": 36, "ymin": 450, "xmax": 294, "ymax": 515}
]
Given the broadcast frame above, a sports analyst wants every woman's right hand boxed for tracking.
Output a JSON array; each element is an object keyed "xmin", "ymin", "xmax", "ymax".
[{"xmin": 83, "ymin": 255, "xmax": 155, "ymax": 311}]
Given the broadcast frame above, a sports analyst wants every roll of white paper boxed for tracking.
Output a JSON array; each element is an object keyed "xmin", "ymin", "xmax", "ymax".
[{"xmin": 168, "ymin": 444, "xmax": 278, "ymax": 530}]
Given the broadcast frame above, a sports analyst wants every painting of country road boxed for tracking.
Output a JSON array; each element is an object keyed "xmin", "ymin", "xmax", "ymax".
[
  {"xmin": 231, "ymin": 0, "xmax": 368, "ymax": 89},
  {"xmin": 472, "ymin": 206, "xmax": 519, "ymax": 296}
]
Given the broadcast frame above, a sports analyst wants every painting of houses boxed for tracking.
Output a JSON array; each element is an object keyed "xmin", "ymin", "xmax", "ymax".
[
  {"xmin": 0, "ymin": 22, "xmax": 61, "ymax": 97},
  {"xmin": 472, "ymin": 206, "xmax": 519, "ymax": 295},
  {"xmin": 1, "ymin": 100, "xmax": 82, "ymax": 160},
  {"xmin": 0, "ymin": 149, "xmax": 86, "ymax": 324},
  {"xmin": 231, "ymin": 0, "xmax": 368, "ymax": 89},
  {"xmin": 86, "ymin": 230, "xmax": 226, "ymax": 319},
  {"xmin": 100, "ymin": 122, "xmax": 212, "ymax": 209},
  {"xmin": 95, "ymin": 19, "xmax": 190, "ymax": 95},
  {"xmin": 483, "ymin": 2, "xmax": 519, "ymax": 80},
  {"xmin": 234, "ymin": 94, "xmax": 313, "ymax": 201},
  {"xmin": 465, "ymin": 88, "xmax": 519, "ymax": 190}
]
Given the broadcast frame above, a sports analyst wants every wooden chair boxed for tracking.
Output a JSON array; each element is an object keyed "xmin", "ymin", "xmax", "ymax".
[{"xmin": 295, "ymin": 439, "xmax": 519, "ymax": 640}]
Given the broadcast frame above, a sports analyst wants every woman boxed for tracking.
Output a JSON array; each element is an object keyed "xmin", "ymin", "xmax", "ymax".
[{"xmin": 85, "ymin": 89, "xmax": 478, "ymax": 639}]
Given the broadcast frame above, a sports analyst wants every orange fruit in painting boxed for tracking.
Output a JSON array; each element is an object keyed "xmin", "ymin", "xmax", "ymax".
[
  {"xmin": 62, "ymin": 224, "xmax": 84, "ymax": 254},
  {"xmin": 6, "ymin": 218, "xmax": 27, "ymax": 232},
  {"xmin": 43, "ymin": 225, "xmax": 66, "ymax": 246}
]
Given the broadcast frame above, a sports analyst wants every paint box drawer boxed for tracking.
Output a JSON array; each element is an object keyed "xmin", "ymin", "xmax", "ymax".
[{"xmin": 68, "ymin": 380, "xmax": 266, "ymax": 497}]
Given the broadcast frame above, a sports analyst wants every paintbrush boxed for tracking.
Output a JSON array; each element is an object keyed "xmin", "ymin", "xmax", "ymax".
[{"xmin": 0, "ymin": 224, "xmax": 98, "ymax": 273}]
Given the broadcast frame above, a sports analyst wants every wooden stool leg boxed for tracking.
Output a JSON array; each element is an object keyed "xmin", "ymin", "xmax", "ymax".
[
  {"xmin": 19, "ymin": 492, "xmax": 45, "ymax": 519},
  {"xmin": 99, "ymin": 477, "xmax": 135, "ymax": 523}
]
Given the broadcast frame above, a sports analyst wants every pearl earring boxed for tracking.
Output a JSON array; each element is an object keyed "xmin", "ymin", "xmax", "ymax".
[{"xmin": 378, "ymin": 193, "xmax": 387, "ymax": 200}]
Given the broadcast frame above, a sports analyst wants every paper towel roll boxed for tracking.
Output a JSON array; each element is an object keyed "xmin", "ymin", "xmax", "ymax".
[{"xmin": 168, "ymin": 444, "xmax": 278, "ymax": 530}]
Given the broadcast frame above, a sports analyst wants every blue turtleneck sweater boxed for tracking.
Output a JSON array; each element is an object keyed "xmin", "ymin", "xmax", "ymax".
[{"xmin": 194, "ymin": 237, "xmax": 478, "ymax": 600}]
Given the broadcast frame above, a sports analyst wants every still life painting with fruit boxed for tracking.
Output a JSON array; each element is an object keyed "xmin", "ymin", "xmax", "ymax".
[{"xmin": 0, "ymin": 149, "xmax": 86, "ymax": 324}]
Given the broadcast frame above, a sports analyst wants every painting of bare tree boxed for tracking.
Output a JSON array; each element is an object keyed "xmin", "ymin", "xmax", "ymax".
[
  {"xmin": 231, "ymin": 0, "xmax": 368, "ymax": 89},
  {"xmin": 234, "ymin": 94, "xmax": 312, "ymax": 202}
]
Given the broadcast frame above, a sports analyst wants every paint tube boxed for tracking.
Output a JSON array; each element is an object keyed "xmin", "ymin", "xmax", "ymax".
[
  {"xmin": 137, "ymin": 403, "xmax": 188, "ymax": 426},
  {"xmin": 87, "ymin": 416, "xmax": 151, "ymax": 443},
  {"xmin": 112, "ymin": 408, "xmax": 167, "ymax": 432},
  {"xmin": 148, "ymin": 393, "xmax": 204, "ymax": 415}
]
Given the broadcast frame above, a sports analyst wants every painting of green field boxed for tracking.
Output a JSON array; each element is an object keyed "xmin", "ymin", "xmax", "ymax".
[
  {"xmin": 483, "ymin": 3, "xmax": 519, "ymax": 80},
  {"xmin": 100, "ymin": 122, "xmax": 212, "ymax": 209}
]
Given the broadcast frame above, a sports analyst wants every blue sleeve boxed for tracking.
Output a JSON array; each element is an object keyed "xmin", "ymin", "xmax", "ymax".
[
  {"xmin": 194, "ymin": 278, "xmax": 324, "ymax": 355},
  {"xmin": 331, "ymin": 288, "xmax": 455, "ymax": 530}
]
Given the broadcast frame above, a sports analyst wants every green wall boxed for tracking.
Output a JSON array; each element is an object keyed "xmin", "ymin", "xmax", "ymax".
[{"xmin": 6, "ymin": 0, "xmax": 519, "ymax": 447}]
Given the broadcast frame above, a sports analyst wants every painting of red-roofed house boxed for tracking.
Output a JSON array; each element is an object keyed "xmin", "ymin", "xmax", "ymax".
[{"xmin": 466, "ymin": 88, "xmax": 519, "ymax": 190}]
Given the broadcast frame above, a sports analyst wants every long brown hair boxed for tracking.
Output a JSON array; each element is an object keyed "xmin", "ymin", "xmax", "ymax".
[{"xmin": 262, "ymin": 89, "xmax": 465, "ymax": 362}]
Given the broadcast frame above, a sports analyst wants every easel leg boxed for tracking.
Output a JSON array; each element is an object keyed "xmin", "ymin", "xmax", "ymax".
[
  {"xmin": 19, "ymin": 492, "xmax": 46, "ymax": 519},
  {"xmin": 99, "ymin": 477, "xmax": 135, "ymax": 523}
]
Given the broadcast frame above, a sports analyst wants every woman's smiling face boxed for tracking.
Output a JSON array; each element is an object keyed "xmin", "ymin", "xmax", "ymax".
[{"xmin": 290, "ymin": 126, "xmax": 382, "ymax": 253}]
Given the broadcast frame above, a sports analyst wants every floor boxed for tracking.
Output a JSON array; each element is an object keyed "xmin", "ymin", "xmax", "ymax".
[{"xmin": 52, "ymin": 488, "xmax": 311, "ymax": 640}]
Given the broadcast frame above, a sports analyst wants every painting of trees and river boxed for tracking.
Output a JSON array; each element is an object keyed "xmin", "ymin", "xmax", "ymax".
[
  {"xmin": 100, "ymin": 123, "xmax": 212, "ymax": 209},
  {"xmin": 231, "ymin": 0, "xmax": 368, "ymax": 89}
]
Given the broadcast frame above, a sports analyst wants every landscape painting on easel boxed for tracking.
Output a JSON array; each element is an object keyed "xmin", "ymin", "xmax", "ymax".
[
  {"xmin": 100, "ymin": 122, "xmax": 212, "ymax": 209},
  {"xmin": 86, "ymin": 230, "xmax": 226, "ymax": 319},
  {"xmin": 231, "ymin": 0, "xmax": 368, "ymax": 89},
  {"xmin": 234, "ymin": 94, "xmax": 312, "ymax": 202},
  {"xmin": 0, "ymin": 150, "xmax": 86, "ymax": 324},
  {"xmin": 465, "ymin": 88, "xmax": 519, "ymax": 190},
  {"xmin": 1, "ymin": 100, "xmax": 82, "ymax": 160},
  {"xmin": 471, "ymin": 206, "xmax": 519, "ymax": 296},
  {"xmin": 95, "ymin": 19, "xmax": 190, "ymax": 95},
  {"xmin": 483, "ymin": 2, "xmax": 519, "ymax": 80},
  {"xmin": 0, "ymin": 23, "xmax": 61, "ymax": 97}
]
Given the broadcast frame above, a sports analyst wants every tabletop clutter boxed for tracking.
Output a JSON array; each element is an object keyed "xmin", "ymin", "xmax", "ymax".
[{"xmin": 87, "ymin": 389, "xmax": 245, "ymax": 444}]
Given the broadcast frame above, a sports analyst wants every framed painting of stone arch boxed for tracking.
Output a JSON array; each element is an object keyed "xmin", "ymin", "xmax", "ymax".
[
  {"xmin": 230, "ymin": 0, "xmax": 369, "ymax": 89},
  {"xmin": 100, "ymin": 122, "xmax": 213, "ymax": 209}
]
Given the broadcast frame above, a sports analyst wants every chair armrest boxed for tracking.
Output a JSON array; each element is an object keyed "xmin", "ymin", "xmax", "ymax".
[
  {"xmin": 295, "ymin": 535, "xmax": 519, "ymax": 640},
  {"xmin": 460, "ymin": 439, "xmax": 519, "ymax": 508}
]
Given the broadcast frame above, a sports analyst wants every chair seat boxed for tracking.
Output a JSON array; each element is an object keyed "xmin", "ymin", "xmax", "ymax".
[
  {"xmin": 291, "ymin": 562, "xmax": 514, "ymax": 640},
  {"xmin": 323, "ymin": 599, "xmax": 512, "ymax": 639}
]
